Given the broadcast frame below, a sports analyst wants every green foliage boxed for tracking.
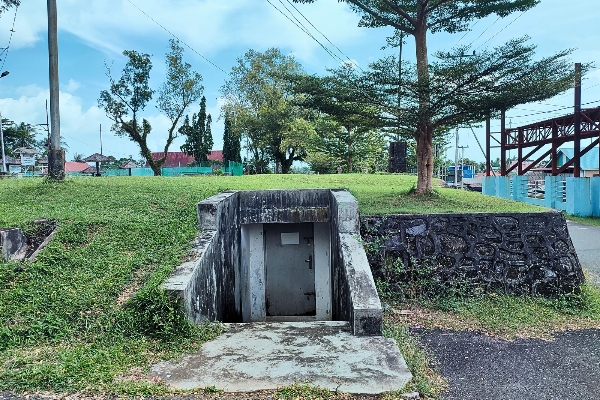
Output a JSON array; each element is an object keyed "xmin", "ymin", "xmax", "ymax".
[
  {"xmin": 180, "ymin": 96, "xmax": 214, "ymax": 164},
  {"xmin": 1, "ymin": 121, "xmax": 45, "ymax": 156},
  {"xmin": 221, "ymin": 48, "xmax": 314, "ymax": 174},
  {"xmin": 276, "ymin": 382, "xmax": 335, "ymax": 399},
  {"xmin": 222, "ymin": 111, "xmax": 241, "ymax": 163}
]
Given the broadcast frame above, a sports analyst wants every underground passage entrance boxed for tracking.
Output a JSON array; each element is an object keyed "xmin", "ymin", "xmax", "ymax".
[{"xmin": 164, "ymin": 189, "xmax": 383, "ymax": 336}]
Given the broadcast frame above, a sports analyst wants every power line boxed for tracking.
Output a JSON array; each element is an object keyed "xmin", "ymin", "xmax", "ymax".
[
  {"xmin": 474, "ymin": 11, "xmax": 527, "ymax": 50},
  {"xmin": 282, "ymin": 0, "xmax": 359, "ymax": 69},
  {"xmin": 466, "ymin": 16, "xmax": 500, "ymax": 48},
  {"xmin": 0, "ymin": 5, "xmax": 18, "ymax": 71},
  {"xmin": 267, "ymin": 0, "xmax": 345, "ymax": 65},
  {"xmin": 123, "ymin": 0, "xmax": 228, "ymax": 75},
  {"xmin": 453, "ymin": 20, "xmax": 480, "ymax": 47}
]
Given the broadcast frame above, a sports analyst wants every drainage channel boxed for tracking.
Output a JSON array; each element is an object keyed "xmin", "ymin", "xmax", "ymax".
[{"xmin": 157, "ymin": 189, "xmax": 412, "ymax": 393}]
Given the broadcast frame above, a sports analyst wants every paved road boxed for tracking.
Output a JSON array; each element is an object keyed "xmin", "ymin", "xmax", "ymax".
[
  {"xmin": 413, "ymin": 328, "xmax": 600, "ymax": 400},
  {"xmin": 567, "ymin": 220, "xmax": 600, "ymax": 284}
]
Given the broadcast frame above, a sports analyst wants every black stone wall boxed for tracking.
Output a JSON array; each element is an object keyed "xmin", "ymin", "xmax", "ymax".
[{"xmin": 360, "ymin": 212, "xmax": 584, "ymax": 296}]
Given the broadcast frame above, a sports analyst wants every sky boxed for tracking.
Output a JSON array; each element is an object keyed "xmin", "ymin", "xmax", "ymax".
[{"xmin": 0, "ymin": 0, "xmax": 598, "ymax": 164}]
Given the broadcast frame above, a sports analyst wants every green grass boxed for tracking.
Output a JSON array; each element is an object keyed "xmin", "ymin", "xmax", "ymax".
[
  {"xmin": 565, "ymin": 214, "xmax": 600, "ymax": 227},
  {"xmin": 0, "ymin": 174, "xmax": 546, "ymax": 396}
]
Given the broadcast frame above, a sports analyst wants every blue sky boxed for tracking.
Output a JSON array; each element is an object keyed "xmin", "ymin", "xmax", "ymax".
[{"xmin": 0, "ymin": 0, "xmax": 598, "ymax": 163}]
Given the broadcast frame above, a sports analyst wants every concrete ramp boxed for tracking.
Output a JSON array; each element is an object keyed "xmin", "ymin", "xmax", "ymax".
[{"xmin": 149, "ymin": 321, "xmax": 412, "ymax": 394}]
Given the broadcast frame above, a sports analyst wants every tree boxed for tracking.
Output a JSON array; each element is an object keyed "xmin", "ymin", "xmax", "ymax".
[
  {"xmin": 72, "ymin": 153, "xmax": 84, "ymax": 162},
  {"xmin": 99, "ymin": 39, "xmax": 204, "ymax": 176},
  {"xmin": 222, "ymin": 112, "xmax": 241, "ymax": 164},
  {"xmin": 308, "ymin": 117, "xmax": 386, "ymax": 173},
  {"xmin": 0, "ymin": 0, "xmax": 18, "ymax": 14},
  {"xmin": 293, "ymin": 0, "xmax": 575, "ymax": 193},
  {"xmin": 291, "ymin": 66, "xmax": 386, "ymax": 173},
  {"xmin": 180, "ymin": 96, "xmax": 214, "ymax": 165},
  {"xmin": 2, "ymin": 122, "xmax": 44, "ymax": 156},
  {"xmin": 221, "ymin": 48, "xmax": 313, "ymax": 174}
]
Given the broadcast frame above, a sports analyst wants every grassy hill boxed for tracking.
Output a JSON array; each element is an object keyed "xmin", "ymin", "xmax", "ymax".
[{"xmin": 0, "ymin": 174, "xmax": 562, "ymax": 396}]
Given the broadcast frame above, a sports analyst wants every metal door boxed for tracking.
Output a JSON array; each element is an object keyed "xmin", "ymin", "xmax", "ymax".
[{"xmin": 265, "ymin": 223, "xmax": 315, "ymax": 316}]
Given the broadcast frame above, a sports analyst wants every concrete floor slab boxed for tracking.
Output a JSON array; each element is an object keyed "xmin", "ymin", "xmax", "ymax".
[{"xmin": 149, "ymin": 321, "xmax": 412, "ymax": 394}]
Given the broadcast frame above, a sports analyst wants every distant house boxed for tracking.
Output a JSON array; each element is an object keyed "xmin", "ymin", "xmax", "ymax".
[
  {"xmin": 147, "ymin": 151, "xmax": 224, "ymax": 167},
  {"xmin": 540, "ymin": 147, "xmax": 600, "ymax": 178}
]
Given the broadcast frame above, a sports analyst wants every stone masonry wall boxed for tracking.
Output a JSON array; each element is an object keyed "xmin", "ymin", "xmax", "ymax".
[{"xmin": 360, "ymin": 212, "xmax": 584, "ymax": 296}]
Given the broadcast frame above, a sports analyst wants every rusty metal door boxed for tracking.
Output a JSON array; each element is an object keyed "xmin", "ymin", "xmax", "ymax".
[{"xmin": 265, "ymin": 223, "xmax": 315, "ymax": 316}]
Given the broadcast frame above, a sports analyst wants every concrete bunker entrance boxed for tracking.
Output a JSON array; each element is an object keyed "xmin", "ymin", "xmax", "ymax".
[{"xmin": 165, "ymin": 189, "xmax": 384, "ymax": 336}]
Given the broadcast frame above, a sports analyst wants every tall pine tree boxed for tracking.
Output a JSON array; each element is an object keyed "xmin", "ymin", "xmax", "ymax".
[
  {"xmin": 180, "ymin": 96, "xmax": 213, "ymax": 165},
  {"xmin": 222, "ymin": 112, "xmax": 241, "ymax": 164}
]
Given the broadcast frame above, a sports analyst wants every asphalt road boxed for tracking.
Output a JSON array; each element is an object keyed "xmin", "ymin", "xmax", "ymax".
[
  {"xmin": 567, "ymin": 220, "xmax": 600, "ymax": 284},
  {"xmin": 413, "ymin": 328, "xmax": 600, "ymax": 400}
]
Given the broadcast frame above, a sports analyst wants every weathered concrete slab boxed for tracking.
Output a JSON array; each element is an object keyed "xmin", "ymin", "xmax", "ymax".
[
  {"xmin": 0, "ymin": 228, "xmax": 27, "ymax": 261},
  {"xmin": 149, "ymin": 322, "xmax": 412, "ymax": 394}
]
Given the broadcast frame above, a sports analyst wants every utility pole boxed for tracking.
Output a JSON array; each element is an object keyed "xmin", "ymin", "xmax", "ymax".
[
  {"xmin": 0, "ymin": 111, "xmax": 6, "ymax": 173},
  {"xmin": 458, "ymin": 145, "xmax": 469, "ymax": 189},
  {"xmin": 454, "ymin": 126, "xmax": 459, "ymax": 187},
  {"xmin": 47, "ymin": 0, "xmax": 64, "ymax": 180},
  {"xmin": 574, "ymin": 62, "xmax": 582, "ymax": 178}
]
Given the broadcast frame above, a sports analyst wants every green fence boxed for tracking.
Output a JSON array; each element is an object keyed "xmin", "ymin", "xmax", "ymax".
[
  {"xmin": 98, "ymin": 162, "xmax": 243, "ymax": 177},
  {"xmin": 222, "ymin": 161, "xmax": 243, "ymax": 176}
]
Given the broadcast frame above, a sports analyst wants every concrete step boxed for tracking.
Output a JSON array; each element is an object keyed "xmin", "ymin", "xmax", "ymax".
[{"xmin": 149, "ymin": 321, "xmax": 412, "ymax": 394}]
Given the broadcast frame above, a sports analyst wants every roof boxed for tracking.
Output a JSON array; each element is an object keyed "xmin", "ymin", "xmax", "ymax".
[
  {"xmin": 81, "ymin": 166, "xmax": 104, "ymax": 175},
  {"xmin": 13, "ymin": 147, "xmax": 40, "ymax": 155},
  {"xmin": 207, "ymin": 150, "xmax": 223, "ymax": 162},
  {"xmin": 0, "ymin": 156, "xmax": 21, "ymax": 165},
  {"xmin": 558, "ymin": 147, "xmax": 599, "ymax": 171},
  {"xmin": 83, "ymin": 153, "xmax": 111, "ymax": 162},
  {"xmin": 149, "ymin": 152, "xmax": 195, "ymax": 167},
  {"xmin": 147, "ymin": 151, "xmax": 224, "ymax": 167},
  {"xmin": 65, "ymin": 162, "xmax": 91, "ymax": 173},
  {"xmin": 119, "ymin": 161, "xmax": 138, "ymax": 169}
]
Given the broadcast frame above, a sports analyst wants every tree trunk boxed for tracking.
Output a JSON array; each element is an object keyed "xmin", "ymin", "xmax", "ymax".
[
  {"xmin": 415, "ymin": 124, "xmax": 434, "ymax": 193},
  {"xmin": 413, "ymin": 5, "xmax": 432, "ymax": 194}
]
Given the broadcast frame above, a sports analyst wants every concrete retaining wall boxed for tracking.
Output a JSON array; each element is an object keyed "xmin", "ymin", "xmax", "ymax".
[
  {"xmin": 361, "ymin": 212, "xmax": 584, "ymax": 296},
  {"xmin": 164, "ymin": 191, "xmax": 243, "ymax": 323},
  {"xmin": 330, "ymin": 190, "xmax": 382, "ymax": 336}
]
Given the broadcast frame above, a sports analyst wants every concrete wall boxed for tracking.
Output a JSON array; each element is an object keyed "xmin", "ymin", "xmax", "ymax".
[
  {"xmin": 240, "ymin": 189, "xmax": 330, "ymax": 224},
  {"xmin": 330, "ymin": 190, "xmax": 382, "ymax": 336},
  {"xmin": 164, "ymin": 191, "xmax": 243, "ymax": 323},
  {"xmin": 361, "ymin": 212, "xmax": 584, "ymax": 296}
]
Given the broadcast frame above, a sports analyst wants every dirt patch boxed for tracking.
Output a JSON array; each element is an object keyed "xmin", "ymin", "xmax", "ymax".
[{"xmin": 23, "ymin": 219, "xmax": 57, "ymax": 259}]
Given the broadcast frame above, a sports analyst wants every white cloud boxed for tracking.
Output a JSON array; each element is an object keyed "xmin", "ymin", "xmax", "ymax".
[{"xmin": 64, "ymin": 79, "xmax": 81, "ymax": 93}]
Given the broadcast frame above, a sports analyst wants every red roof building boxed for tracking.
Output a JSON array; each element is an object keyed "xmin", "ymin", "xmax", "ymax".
[
  {"xmin": 147, "ymin": 151, "xmax": 223, "ymax": 167},
  {"xmin": 65, "ymin": 162, "xmax": 91, "ymax": 173}
]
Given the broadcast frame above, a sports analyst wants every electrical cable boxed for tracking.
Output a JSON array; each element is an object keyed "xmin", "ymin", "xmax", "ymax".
[
  {"xmin": 283, "ymin": 0, "xmax": 360, "ymax": 69},
  {"xmin": 466, "ymin": 16, "xmax": 500, "ymax": 48},
  {"xmin": 267, "ymin": 0, "xmax": 345, "ymax": 65},
  {"xmin": 453, "ymin": 20, "xmax": 480, "ymax": 47},
  {"xmin": 123, "ymin": 0, "xmax": 228, "ymax": 75},
  {"xmin": 474, "ymin": 11, "xmax": 526, "ymax": 50},
  {"xmin": 0, "ymin": 5, "xmax": 18, "ymax": 71}
]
